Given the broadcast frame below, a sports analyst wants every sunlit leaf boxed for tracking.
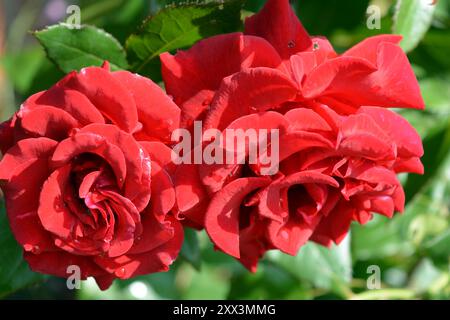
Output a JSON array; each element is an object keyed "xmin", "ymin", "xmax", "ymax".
[
  {"xmin": 125, "ymin": 0, "xmax": 243, "ymax": 81},
  {"xmin": 35, "ymin": 23, "xmax": 128, "ymax": 73},
  {"xmin": 393, "ymin": 0, "xmax": 437, "ymax": 52}
]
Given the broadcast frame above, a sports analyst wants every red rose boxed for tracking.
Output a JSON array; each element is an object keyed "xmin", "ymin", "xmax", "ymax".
[
  {"xmin": 161, "ymin": 0, "xmax": 424, "ymax": 270},
  {"xmin": 0, "ymin": 62, "xmax": 183, "ymax": 289}
]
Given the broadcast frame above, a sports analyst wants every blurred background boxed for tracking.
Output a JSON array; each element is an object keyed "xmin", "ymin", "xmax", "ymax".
[{"xmin": 0, "ymin": 0, "xmax": 449, "ymax": 300}]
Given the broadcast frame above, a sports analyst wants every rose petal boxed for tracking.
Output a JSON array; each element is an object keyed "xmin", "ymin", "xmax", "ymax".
[
  {"xmin": 244, "ymin": 0, "xmax": 312, "ymax": 59},
  {"xmin": 205, "ymin": 177, "xmax": 271, "ymax": 258},
  {"xmin": 62, "ymin": 67, "xmax": 139, "ymax": 133},
  {"xmin": 204, "ymin": 68, "xmax": 298, "ymax": 130},
  {"xmin": 19, "ymin": 106, "xmax": 78, "ymax": 140},
  {"xmin": 112, "ymin": 71, "xmax": 180, "ymax": 143},
  {"xmin": 161, "ymin": 33, "xmax": 284, "ymax": 127}
]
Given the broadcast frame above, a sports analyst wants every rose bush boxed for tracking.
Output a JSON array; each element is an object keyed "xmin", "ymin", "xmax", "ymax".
[
  {"xmin": 161, "ymin": 0, "xmax": 424, "ymax": 269},
  {"xmin": 0, "ymin": 62, "xmax": 183, "ymax": 289}
]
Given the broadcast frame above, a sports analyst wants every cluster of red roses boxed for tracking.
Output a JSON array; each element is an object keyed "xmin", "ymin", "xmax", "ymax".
[{"xmin": 0, "ymin": 0, "xmax": 424, "ymax": 289}]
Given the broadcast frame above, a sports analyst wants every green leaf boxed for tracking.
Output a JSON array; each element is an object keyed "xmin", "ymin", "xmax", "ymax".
[
  {"xmin": 268, "ymin": 237, "xmax": 352, "ymax": 297},
  {"xmin": 295, "ymin": 0, "xmax": 370, "ymax": 38},
  {"xmin": 228, "ymin": 262, "xmax": 312, "ymax": 299},
  {"xmin": 34, "ymin": 23, "xmax": 128, "ymax": 73},
  {"xmin": 408, "ymin": 258, "xmax": 443, "ymax": 294},
  {"xmin": 351, "ymin": 215, "xmax": 414, "ymax": 260},
  {"xmin": 0, "ymin": 200, "xmax": 45, "ymax": 298},
  {"xmin": 180, "ymin": 228, "xmax": 202, "ymax": 270},
  {"xmin": 179, "ymin": 264, "xmax": 230, "ymax": 299},
  {"xmin": 79, "ymin": 0, "xmax": 151, "ymax": 43},
  {"xmin": 126, "ymin": 0, "xmax": 244, "ymax": 81},
  {"xmin": 393, "ymin": 0, "xmax": 437, "ymax": 52},
  {"xmin": 419, "ymin": 75, "xmax": 450, "ymax": 114}
]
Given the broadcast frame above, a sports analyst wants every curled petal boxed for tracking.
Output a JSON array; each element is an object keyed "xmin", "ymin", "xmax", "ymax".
[
  {"xmin": 62, "ymin": 67, "xmax": 139, "ymax": 133},
  {"xmin": 19, "ymin": 106, "xmax": 78, "ymax": 140},
  {"xmin": 161, "ymin": 33, "xmax": 284, "ymax": 127},
  {"xmin": 25, "ymin": 251, "xmax": 106, "ymax": 279},
  {"xmin": 343, "ymin": 34, "xmax": 402, "ymax": 66},
  {"xmin": 204, "ymin": 68, "xmax": 298, "ymax": 130},
  {"xmin": 205, "ymin": 177, "xmax": 271, "ymax": 258},
  {"xmin": 79, "ymin": 124, "xmax": 151, "ymax": 211},
  {"xmin": 358, "ymin": 106, "xmax": 423, "ymax": 158},
  {"xmin": 51, "ymin": 132, "xmax": 127, "ymax": 188},
  {"xmin": 38, "ymin": 165, "xmax": 80, "ymax": 239},
  {"xmin": 285, "ymin": 108, "xmax": 332, "ymax": 132},
  {"xmin": 94, "ymin": 217, "xmax": 183, "ymax": 279},
  {"xmin": 112, "ymin": 71, "xmax": 180, "ymax": 143},
  {"xmin": 245, "ymin": 0, "xmax": 312, "ymax": 59},
  {"xmin": 34, "ymin": 87, "xmax": 105, "ymax": 125},
  {"xmin": 148, "ymin": 161, "xmax": 176, "ymax": 220}
]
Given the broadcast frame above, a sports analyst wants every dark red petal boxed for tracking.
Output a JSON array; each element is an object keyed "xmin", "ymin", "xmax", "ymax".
[
  {"xmin": 205, "ymin": 177, "xmax": 271, "ymax": 258},
  {"xmin": 174, "ymin": 163, "xmax": 208, "ymax": 215},
  {"xmin": 94, "ymin": 275, "xmax": 115, "ymax": 290},
  {"xmin": 237, "ymin": 211, "xmax": 270, "ymax": 272},
  {"xmin": 100, "ymin": 191, "xmax": 139, "ymax": 258},
  {"xmin": 140, "ymin": 141, "xmax": 177, "ymax": 176},
  {"xmin": 38, "ymin": 164, "xmax": 79, "ymax": 238},
  {"xmin": 0, "ymin": 137, "xmax": 57, "ymax": 181},
  {"xmin": 259, "ymin": 172, "xmax": 338, "ymax": 255},
  {"xmin": 0, "ymin": 119, "xmax": 15, "ymax": 154},
  {"xmin": 204, "ymin": 68, "xmax": 298, "ymax": 130},
  {"xmin": 311, "ymin": 200, "xmax": 354, "ymax": 246},
  {"xmin": 35, "ymin": 87, "xmax": 105, "ymax": 125},
  {"xmin": 0, "ymin": 138, "xmax": 58, "ymax": 252},
  {"xmin": 24, "ymin": 250, "xmax": 106, "ymax": 279},
  {"xmin": 19, "ymin": 106, "xmax": 78, "ymax": 140},
  {"xmin": 127, "ymin": 209, "xmax": 174, "ymax": 255},
  {"xmin": 112, "ymin": 71, "xmax": 180, "ymax": 143},
  {"xmin": 161, "ymin": 33, "xmax": 284, "ymax": 127},
  {"xmin": 79, "ymin": 124, "xmax": 151, "ymax": 212},
  {"xmin": 148, "ymin": 161, "xmax": 176, "ymax": 220},
  {"xmin": 51, "ymin": 132, "xmax": 127, "ymax": 188},
  {"xmin": 244, "ymin": 0, "xmax": 312, "ymax": 59},
  {"xmin": 62, "ymin": 67, "xmax": 139, "ymax": 133},
  {"xmin": 259, "ymin": 171, "xmax": 338, "ymax": 221},
  {"xmin": 94, "ymin": 217, "xmax": 183, "ymax": 279}
]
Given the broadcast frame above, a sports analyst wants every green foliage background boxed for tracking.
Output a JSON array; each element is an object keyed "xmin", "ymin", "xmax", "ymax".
[{"xmin": 0, "ymin": 0, "xmax": 449, "ymax": 300}]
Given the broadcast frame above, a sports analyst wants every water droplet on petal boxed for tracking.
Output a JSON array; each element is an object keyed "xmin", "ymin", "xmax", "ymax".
[
  {"xmin": 313, "ymin": 42, "xmax": 320, "ymax": 51},
  {"xmin": 288, "ymin": 40, "xmax": 296, "ymax": 49},
  {"xmin": 31, "ymin": 245, "xmax": 41, "ymax": 254},
  {"xmin": 115, "ymin": 267, "xmax": 127, "ymax": 278}
]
